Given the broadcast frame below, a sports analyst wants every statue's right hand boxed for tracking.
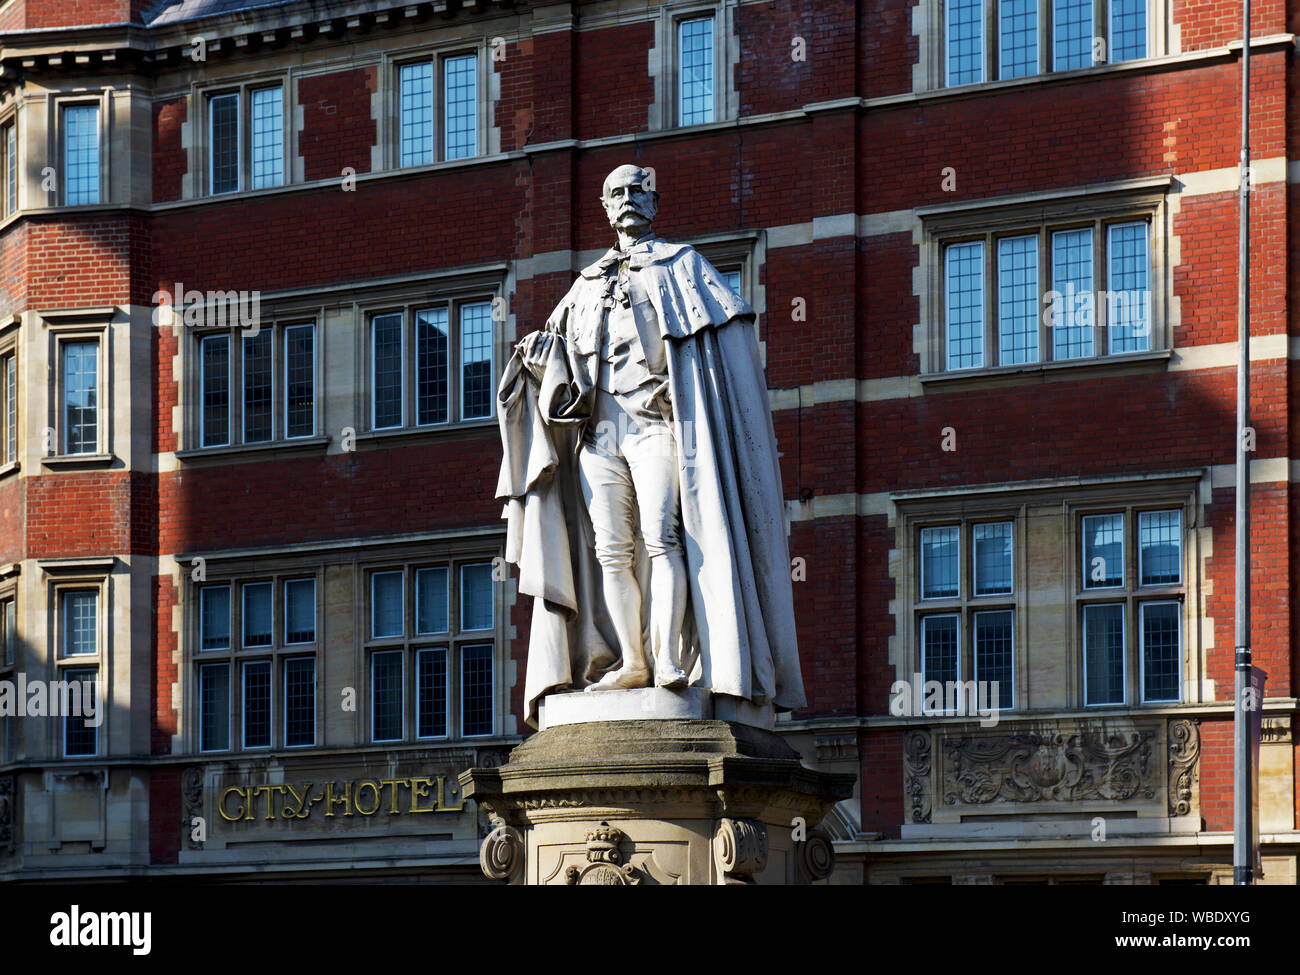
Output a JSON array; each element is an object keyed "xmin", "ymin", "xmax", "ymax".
[{"xmin": 518, "ymin": 331, "xmax": 555, "ymax": 370}]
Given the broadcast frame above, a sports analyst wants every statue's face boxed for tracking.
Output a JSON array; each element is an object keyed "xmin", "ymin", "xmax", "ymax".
[{"xmin": 602, "ymin": 167, "xmax": 658, "ymax": 237}]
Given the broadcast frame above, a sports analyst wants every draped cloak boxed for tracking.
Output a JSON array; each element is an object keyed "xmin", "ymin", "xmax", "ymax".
[{"xmin": 495, "ymin": 237, "xmax": 806, "ymax": 728}]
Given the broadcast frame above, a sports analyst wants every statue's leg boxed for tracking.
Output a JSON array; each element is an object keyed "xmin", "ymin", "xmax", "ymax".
[
  {"xmin": 624, "ymin": 419, "xmax": 688, "ymax": 689},
  {"xmin": 578, "ymin": 439, "xmax": 651, "ymax": 690}
]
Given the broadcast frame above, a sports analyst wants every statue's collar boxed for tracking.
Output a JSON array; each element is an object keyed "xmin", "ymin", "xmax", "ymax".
[{"xmin": 580, "ymin": 235, "xmax": 689, "ymax": 279}]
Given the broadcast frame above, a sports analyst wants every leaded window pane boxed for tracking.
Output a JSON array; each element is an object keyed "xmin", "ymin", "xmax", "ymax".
[
  {"xmin": 1139, "ymin": 509, "xmax": 1181, "ymax": 585},
  {"xmin": 974, "ymin": 609, "xmax": 1014, "ymax": 708},
  {"xmin": 1083, "ymin": 603, "xmax": 1125, "ymax": 705},
  {"xmin": 284, "ymin": 578, "xmax": 315, "ymax": 644},
  {"xmin": 372, "ymin": 649, "xmax": 404, "ymax": 741},
  {"xmin": 416, "ymin": 566, "xmax": 449, "ymax": 634},
  {"xmin": 973, "ymin": 522, "xmax": 1013, "ymax": 595},
  {"xmin": 417, "ymin": 647, "xmax": 448, "ymax": 738},
  {"xmin": 946, "ymin": 241, "xmax": 984, "ymax": 369},
  {"xmin": 1141, "ymin": 601, "xmax": 1180, "ymax": 702},
  {"xmin": 461, "ymin": 643, "xmax": 493, "ymax": 736},
  {"xmin": 1083, "ymin": 513, "xmax": 1124, "ymax": 588},
  {"xmin": 373, "ymin": 313, "xmax": 404, "ymax": 428},
  {"xmin": 460, "ymin": 301, "xmax": 493, "ymax": 419},
  {"xmin": 63, "ymin": 105, "xmax": 100, "ymax": 204},
  {"xmin": 243, "ymin": 582, "xmax": 272, "ymax": 647},
  {"xmin": 250, "ymin": 86, "xmax": 283, "ymax": 189},
  {"xmin": 678, "ymin": 16, "xmax": 715, "ymax": 124},
  {"xmin": 209, "ymin": 93, "xmax": 239, "ymax": 194},
  {"xmin": 371, "ymin": 570, "xmax": 404, "ymax": 639},
  {"xmin": 997, "ymin": 234, "xmax": 1038, "ymax": 364},
  {"xmin": 999, "ymin": 0, "xmax": 1038, "ymax": 78},
  {"xmin": 201, "ymin": 334, "xmax": 230, "ymax": 446},
  {"xmin": 416, "ymin": 307, "xmax": 449, "ymax": 425},
  {"xmin": 200, "ymin": 585, "xmax": 231, "ymax": 650},
  {"xmin": 285, "ymin": 324, "xmax": 314, "ymax": 437},
  {"xmin": 243, "ymin": 330, "xmax": 273, "ymax": 442},
  {"xmin": 399, "ymin": 63, "xmax": 434, "ymax": 167},
  {"xmin": 1106, "ymin": 222, "xmax": 1150, "ymax": 353},
  {"xmin": 1052, "ymin": 227, "xmax": 1094, "ymax": 359},
  {"xmin": 920, "ymin": 526, "xmax": 960, "ymax": 599},
  {"xmin": 460, "ymin": 562, "xmax": 493, "ymax": 631},
  {"xmin": 283, "ymin": 657, "xmax": 315, "ymax": 747},
  {"xmin": 200, "ymin": 662, "xmax": 230, "ymax": 751},
  {"xmin": 444, "ymin": 54, "xmax": 477, "ymax": 160}
]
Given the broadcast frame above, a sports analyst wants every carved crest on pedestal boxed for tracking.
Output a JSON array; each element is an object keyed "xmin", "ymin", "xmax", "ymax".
[{"xmin": 565, "ymin": 821, "xmax": 643, "ymax": 885}]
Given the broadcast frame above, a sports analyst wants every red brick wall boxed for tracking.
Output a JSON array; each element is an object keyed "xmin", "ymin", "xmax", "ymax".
[
  {"xmin": 575, "ymin": 23, "xmax": 652, "ymax": 139},
  {"xmin": 0, "ymin": 476, "xmax": 23, "ymax": 565},
  {"xmin": 13, "ymin": 0, "xmax": 152, "ymax": 28},
  {"xmin": 1198, "ymin": 718, "xmax": 1233, "ymax": 831},
  {"xmin": 861, "ymin": 729, "xmax": 904, "ymax": 837},
  {"xmin": 299, "ymin": 66, "xmax": 377, "ymax": 182},
  {"xmin": 152, "ymin": 97, "xmax": 187, "ymax": 204},
  {"xmin": 148, "ymin": 767, "xmax": 180, "ymax": 864}
]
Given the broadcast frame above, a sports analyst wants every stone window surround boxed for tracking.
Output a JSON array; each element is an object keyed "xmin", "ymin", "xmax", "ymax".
[
  {"xmin": 42, "ymin": 560, "xmax": 114, "ymax": 760},
  {"xmin": 189, "ymin": 567, "xmax": 323, "ymax": 755},
  {"xmin": 42, "ymin": 310, "xmax": 115, "ymax": 468},
  {"xmin": 361, "ymin": 553, "xmax": 502, "ymax": 744},
  {"xmin": 891, "ymin": 469, "xmax": 1206, "ymax": 713},
  {"xmin": 915, "ymin": 0, "xmax": 1172, "ymax": 92},
  {"xmin": 355, "ymin": 273, "xmax": 504, "ymax": 438},
  {"xmin": 384, "ymin": 40, "xmax": 487, "ymax": 170},
  {"xmin": 47, "ymin": 88, "xmax": 112, "ymax": 208},
  {"xmin": 916, "ymin": 175, "xmax": 1174, "ymax": 380},
  {"xmin": 649, "ymin": 0, "xmax": 740, "ymax": 132},
  {"xmin": 181, "ymin": 316, "xmax": 321, "ymax": 455},
  {"xmin": 0, "ymin": 103, "xmax": 17, "ymax": 219},
  {"xmin": 192, "ymin": 73, "xmax": 290, "ymax": 197},
  {"xmin": 0, "ymin": 317, "xmax": 18, "ymax": 479}
]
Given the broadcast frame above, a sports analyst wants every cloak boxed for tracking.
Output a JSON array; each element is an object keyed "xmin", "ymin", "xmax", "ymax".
[{"xmin": 496, "ymin": 237, "xmax": 806, "ymax": 728}]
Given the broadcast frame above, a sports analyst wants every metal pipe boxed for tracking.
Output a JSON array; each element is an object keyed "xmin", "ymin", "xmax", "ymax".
[{"xmin": 1233, "ymin": 0, "xmax": 1253, "ymax": 887}]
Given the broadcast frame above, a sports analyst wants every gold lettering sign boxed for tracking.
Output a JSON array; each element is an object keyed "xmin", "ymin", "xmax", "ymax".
[{"xmin": 217, "ymin": 775, "xmax": 466, "ymax": 822}]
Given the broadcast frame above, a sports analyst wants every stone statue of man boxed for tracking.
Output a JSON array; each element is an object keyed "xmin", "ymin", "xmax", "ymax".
[{"xmin": 496, "ymin": 164, "xmax": 805, "ymax": 727}]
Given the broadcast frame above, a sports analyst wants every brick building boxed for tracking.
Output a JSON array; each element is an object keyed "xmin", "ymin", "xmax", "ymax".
[{"xmin": 0, "ymin": 0, "xmax": 1294, "ymax": 883}]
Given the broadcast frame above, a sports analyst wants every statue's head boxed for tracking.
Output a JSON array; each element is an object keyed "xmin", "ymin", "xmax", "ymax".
[{"xmin": 601, "ymin": 164, "xmax": 658, "ymax": 238}]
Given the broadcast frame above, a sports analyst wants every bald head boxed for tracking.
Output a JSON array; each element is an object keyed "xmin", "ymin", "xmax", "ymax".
[{"xmin": 601, "ymin": 164, "xmax": 659, "ymax": 241}]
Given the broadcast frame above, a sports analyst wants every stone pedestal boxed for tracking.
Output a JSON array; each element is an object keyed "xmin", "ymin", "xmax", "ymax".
[{"xmin": 459, "ymin": 717, "xmax": 855, "ymax": 885}]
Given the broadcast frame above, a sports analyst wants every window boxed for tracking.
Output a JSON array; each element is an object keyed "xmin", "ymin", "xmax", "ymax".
[
  {"xmin": 898, "ymin": 479, "xmax": 1198, "ymax": 715},
  {"xmin": 677, "ymin": 15, "xmax": 715, "ymax": 125},
  {"xmin": 192, "ymin": 321, "xmax": 316, "ymax": 449},
  {"xmin": 944, "ymin": 0, "xmax": 1149, "ymax": 86},
  {"xmin": 63, "ymin": 666, "xmax": 98, "ymax": 757},
  {"xmin": 1079, "ymin": 507, "xmax": 1183, "ymax": 705},
  {"xmin": 934, "ymin": 207, "xmax": 1159, "ymax": 373},
  {"xmin": 61, "ymin": 589, "xmax": 98, "ymax": 656},
  {"xmin": 0, "ymin": 592, "xmax": 13, "ymax": 762},
  {"xmin": 397, "ymin": 51, "xmax": 479, "ymax": 166},
  {"xmin": 0, "ymin": 347, "xmax": 16, "ymax": 466},
  {"xmin": 193, "ymin": 575, "xmax": 318, "ymax": 751},
  {"xmin": 62, "ymin": 104, "xmax": 100, "ymax": 205},
  {"xmin": 1, "ymin": 118, "xmax": 16, "ymax": 217},
  {"xmin": 916, "ymin": 520, "xmax": 1016, "ymax": 710},
  {"xmin": 368, "ymin": 299, "xmax": 495, "ymax": 430},
  {"xmin": 206, "ymin": 83, "xmax": 285, "ymax": 195},
  {"xmin": 1, "ymin": 595, "xmax": 13, "ymax": 668},
  {"xmin": 363, "ymin": 559, "xmax": 497, "ymax": 741},
  {"xmin": 60, "ymin": 337, "xmax": 100, "ymax": 455}
]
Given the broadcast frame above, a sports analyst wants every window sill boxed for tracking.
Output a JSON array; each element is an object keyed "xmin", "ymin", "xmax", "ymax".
[
  {"xmin": 354, "ymin": 421, "xmax": 496, "ymax": 449},
  {"xmin": 40, "ymin": 453, "xmax": 115, "ymax": 470},
  {"xmin": 175, "ymin": 436, "xmax": 330, "ymax": 464},
  {"xmin": 920, "ymin": 349, "xmax": 1172, "ymax": 391},
  {"xmin": 0, "ymin": 460, "xmax": 17, "ymax": 481}
]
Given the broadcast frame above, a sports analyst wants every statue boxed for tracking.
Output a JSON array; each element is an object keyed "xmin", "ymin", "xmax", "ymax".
[{"xmin": 496, "ymin": 164, "xmax": 805, "ymax": 727}]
